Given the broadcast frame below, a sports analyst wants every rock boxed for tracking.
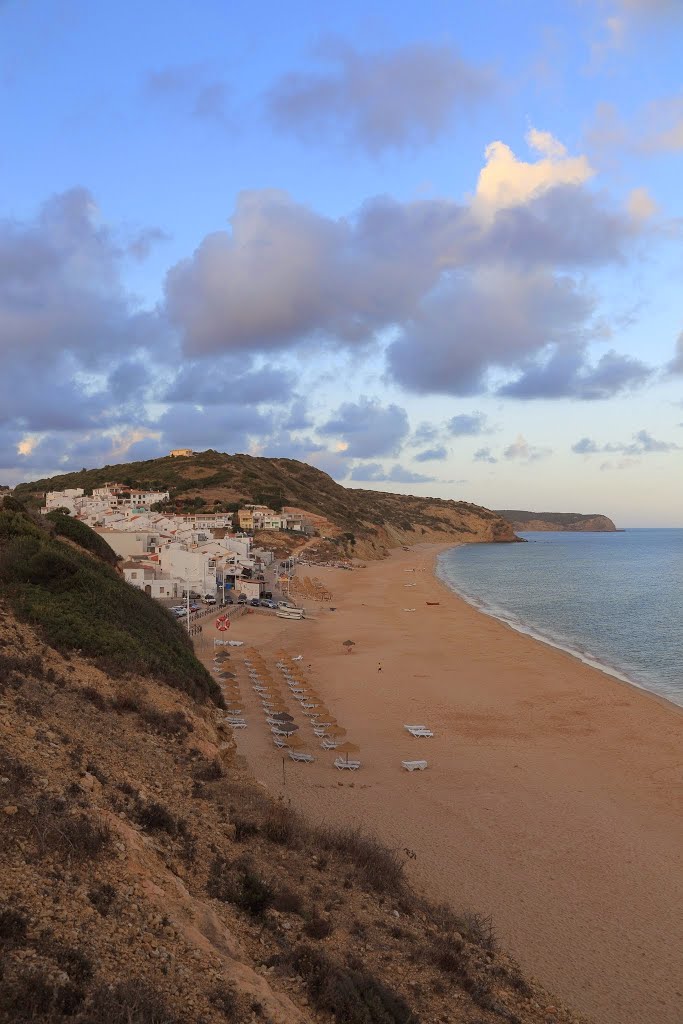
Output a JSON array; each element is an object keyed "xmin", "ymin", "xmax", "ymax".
[{"xmin": 3, "ymin": 805, "xmax": 18, "ymax": 815}]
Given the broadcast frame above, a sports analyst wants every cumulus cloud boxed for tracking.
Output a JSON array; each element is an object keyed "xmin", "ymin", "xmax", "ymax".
[
  {"xmin": 163, "ymin": 362, "xmax": 294, "ymax": 406},
  {"xmin": 388, "ymin": 267, "xmax": 594, "ymax": 396},
  {"xmin": 414, "ymin": 446, "xmax": 448, "ymax": 462},
  {"xmin": 318, "ymin": 398, "xmax": 409, "ymax": 458},
  {"xmin": 348, "ymin": 462, "xmax": 434, "ymax": 483},
  {"xmin": 265, "ymin": 39, "xmax": 492, "ymax": 155},
  {"xmin": 571, "ymin": 429, "xmax": 681, "ymax": 455},
  {"xmin": 503, "ymin": 435, "xmax": 552, "ymax": 461},
  {"xmin": 499, "ymin": 347, "xmax": 652, "ymax": 400},
  {"xmin": 447, "ymin": 412, "xmax": 488, "ymax": 436},
  {"xmin": 473, "ymin": 130, "xmax": 594, "ymax": 218},
  {"xmin": 473, "ymin": 447, "xmax": 498, "ymax": 464}
]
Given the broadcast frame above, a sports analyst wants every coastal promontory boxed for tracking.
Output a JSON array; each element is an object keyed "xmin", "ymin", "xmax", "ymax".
[{"xmin": 495, "ymin": 510, "xmax": 617, "ymax": 532}]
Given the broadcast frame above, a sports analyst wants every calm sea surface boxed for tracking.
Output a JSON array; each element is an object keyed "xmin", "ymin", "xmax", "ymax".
[{"xmin": 437, "ymin": 529, "xmax": 683, "ymax": 707}]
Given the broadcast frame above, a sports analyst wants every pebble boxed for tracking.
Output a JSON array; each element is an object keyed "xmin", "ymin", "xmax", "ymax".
[{"xmin": 3, "ymin": 805, "xmax": 18, "ymax": 815}]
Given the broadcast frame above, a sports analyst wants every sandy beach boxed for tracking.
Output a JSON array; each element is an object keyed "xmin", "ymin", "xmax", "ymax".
[{"xmin": 198, "ymin": 544, "xmax": 683, "ymax": 1024}]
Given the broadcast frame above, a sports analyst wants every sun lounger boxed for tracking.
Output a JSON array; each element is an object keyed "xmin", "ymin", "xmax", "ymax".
[
  {"xmin": 401, "ymin": 760, "xmax": 428, "ymax": 771},
  {"xmin": 228, "ymin": 721, "xmax": 247, "ymax": 729},
  {"xmin": 403, "ymin": 724, "xmax": 428, "ymax": 731},
  {"xmin": 273, "ymin": 737, "xmax": 288, "ymax": 748},
  {"xmin": 289, "ymin": 751, "xmax": 315, "ymax": 763},
  {"xmin": 407, "ymin": 728, "xmax": 433, "ymax": 738},
  {"xmin": 320, "ymin": 738, "xmax": 338, "ymax": 749},
  {"xmin": 334, "ymin": 757, "xmax": 361, "ymax": 770}
]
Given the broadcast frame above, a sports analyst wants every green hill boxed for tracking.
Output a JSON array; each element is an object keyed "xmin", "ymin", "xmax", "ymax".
[{"xmin": 13, "ymin": 450, "xmax": 517, "ymax": 556}]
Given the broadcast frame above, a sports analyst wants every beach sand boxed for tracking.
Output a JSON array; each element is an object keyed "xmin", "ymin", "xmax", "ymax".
[{"xmin": 198, "ymin": 544, "xmax": 683, "ymax": 1024}]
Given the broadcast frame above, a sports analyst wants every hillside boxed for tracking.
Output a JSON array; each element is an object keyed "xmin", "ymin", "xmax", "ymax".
[
  {"xmin": 495, "ymin": 511, "xmax": 617, "ymax": 533},
  {"xmin": 0, "ymin": 496, "xmax": 587, "ymax": 1024},
  {"xmin": 13, "ymin": 450, "xmax": 518, "ymax": 557}
]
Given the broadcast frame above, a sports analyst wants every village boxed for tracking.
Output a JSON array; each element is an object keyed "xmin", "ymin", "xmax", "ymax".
[{"xmin": 41, "ymin": 482, "xmax": 315, "ymax": 610}]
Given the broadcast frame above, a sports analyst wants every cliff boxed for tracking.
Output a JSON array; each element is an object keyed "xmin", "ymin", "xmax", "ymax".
[
  {"xmin": 14, "ymin": 450, "xmax": 519, "ymax": 558},
  {"xmin": 0, "ymin": 498, "xmax": 588, "ymax": 1024},
  {"xmin": 495, "ymin": 511, "xmax": 617, "ymax": 533}
]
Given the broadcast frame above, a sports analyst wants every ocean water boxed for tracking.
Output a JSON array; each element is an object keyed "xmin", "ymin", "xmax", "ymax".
[{"xmin": 436, "ymin": 529, "xmax": 683, "ymax": 708}]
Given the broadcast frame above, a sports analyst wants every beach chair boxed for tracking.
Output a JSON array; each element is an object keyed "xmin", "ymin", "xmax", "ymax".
[
  {"xmin": 289, "ymin": 750, "xmax": 315, "ymax": 763},
  {"xmin": 320, "ymin": 738, "xmax": 338, "ymax": 750},
  {"xmin": 407, "ymin": 727, "xmax": 434, "ymax": 738},
  {"xmin": 401, "ymin": 760, "xmax": 428, "ymax": 771},
  {"xmin": 334, "ymin": 757, "xmax": 361, "ymax": 770},
  {"xmin": 403, "ymin": 724, "xmax": 428, "ymax": 732},
  {"xmin": 273, "ymin": 737, "xmax": 288, "ymax": 748},
  {"xmin": 228, "ymin": 721, "xmax": 247, "ymax": 729}
]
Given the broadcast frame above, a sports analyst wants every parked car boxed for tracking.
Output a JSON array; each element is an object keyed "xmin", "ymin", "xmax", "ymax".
[
  {"xmin": 260, "ymin": 599, "xmax": 277, "ymax": 609},
  {"xmin": 189, "ymin": 603, "xmax": 200, "ymax": 612},
  {"xmin": 277, "ymin": 601, "xmax": 293, "ymax": 610},
  {"xmin": 262, "ymin": 591, "xmax": 273, "ymax": 600},
  {"xmin": 202, "ymin": 595, "xmax": 216, "ymax": 605},
  {"xmin": 237, "ymin": 594, "xmax": 247, "ymax": 604},
  {"xmin": 249, "ymin": 598, "xmax": 261, "ymax": 607}
]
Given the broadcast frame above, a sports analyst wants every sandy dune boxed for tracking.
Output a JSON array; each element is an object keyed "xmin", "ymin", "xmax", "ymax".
[{"xmin": 196, "ymin": 544, "xmax": 683, "ymax": 1024}]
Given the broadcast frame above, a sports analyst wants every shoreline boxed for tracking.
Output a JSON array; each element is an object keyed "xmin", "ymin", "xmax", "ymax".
[
  {"xmin": 198, "ymin": 543, "xmax": 683, "ymax": 1024},
  {"xmin": 433, "ymin": 547, "xmax": 683, "ymax": 715}
]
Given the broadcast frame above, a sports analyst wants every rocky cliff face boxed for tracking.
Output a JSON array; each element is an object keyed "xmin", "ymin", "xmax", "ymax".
[{"xmin": 495, "ymin": 511, "xmax": 617, "ymax": 532}]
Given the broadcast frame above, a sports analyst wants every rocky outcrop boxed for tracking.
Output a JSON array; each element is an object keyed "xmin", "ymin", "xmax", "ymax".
[{"xmin": 495, "ymin": 511, "xmax": 617, "ymax": 532}]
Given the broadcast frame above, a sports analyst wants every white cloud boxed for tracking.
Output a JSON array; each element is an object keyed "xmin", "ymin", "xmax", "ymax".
[
  {"xmin": 473, "ymin": 129, "xmax": 594, "ymax": 218},
  {"xmin": 627, "ymin": 187, "xmax": 658, "ymax": 220}
]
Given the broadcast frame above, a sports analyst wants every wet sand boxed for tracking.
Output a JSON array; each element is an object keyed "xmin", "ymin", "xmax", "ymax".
[{"xmin": 197, "ymin": 544, "xmax": 683, "ymax": 1024}]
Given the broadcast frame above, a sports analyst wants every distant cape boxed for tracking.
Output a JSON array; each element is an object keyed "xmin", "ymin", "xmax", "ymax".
[{"xmin": 495, "ymin": 510, "xmax": 617, "ymax": 532}]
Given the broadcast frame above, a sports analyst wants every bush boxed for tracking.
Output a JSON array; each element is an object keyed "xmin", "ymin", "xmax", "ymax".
[
  {"xmin": 292, "ymin": 945, "xmax": 419, "ymax": 1023},
  {"xmin": 192, "ymin": 757, "xmax": 224, "ymax": 782},
  {"xmin": 134, "ymin": 801, "xmax": 181, "ymax": 835},
  {"xmin": 0, "ymin": 906, "xmax": 29, "ymax": 950},
  {"xmin": 86, "ymin": 978, "xmax": 181, "ymax": 1023},
  {"xmin": 207, "ymin": 856, "xmax": 273, "ymax": 918},
  {"xmin": 316, "ymin": 826, "xmax": 405, "ymax": 895},
  {"xmin": 303, "ymin": 913, "xmax": 334, "ymax": 939},
  {"xmin": 88, "ymin": 882, "xmax": 117, "ymax": 916},
  {"xmin": 79, "ymin": 685, "xmax": 109, "ymax": 710}
]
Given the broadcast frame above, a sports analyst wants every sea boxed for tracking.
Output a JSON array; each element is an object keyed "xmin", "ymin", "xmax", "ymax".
[{"xmin": 436, "ymin": 529, "xmax": 683, "ymax": 708}]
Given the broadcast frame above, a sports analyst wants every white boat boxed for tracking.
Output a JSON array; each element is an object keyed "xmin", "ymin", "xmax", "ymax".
[{"xmin": 276, "ymin": 606, "xmax": 305, "ymax": 620}]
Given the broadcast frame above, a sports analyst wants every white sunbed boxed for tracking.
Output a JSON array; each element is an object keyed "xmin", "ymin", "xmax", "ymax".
[
  {"xmin": 401, "ymin": 760, "xmax": 428, "ymax": 771},
  {"xmin": 404, "ymin": 724, "xmax": 428, "ymax": 731},
  {"xmin": 292, "ymin": 655, "xmax": 303, "ymax": 661},
  {"xmin": 334, "ymin": 757, "xmax": 361, "ymax": 770},
  {"xmin": 320, "ymin": 738, "xmax": 338, "ymax": 750},
  {"xmin": 273, "ymin": 736, "xmax": 288, "ymax": 748},
  {"xmin": 289, "ymin": 751, "xmax": 315, "ymax": 763},
  {"xmin": 228, "ymin": 721, "xmax": 247, "ymax": 729},
  {"xmin": 407, "ymin": 728, "xmax": 434, "ymax": 738}
]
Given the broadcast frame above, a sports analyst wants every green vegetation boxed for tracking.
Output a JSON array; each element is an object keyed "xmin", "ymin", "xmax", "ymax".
[
  {"xmin": 0, "ymin": 503, "xmax": 221, "ymax": 706},
  {"xmin": 45, "ymin": 509, "xmax": 119, "ymax": 565}
]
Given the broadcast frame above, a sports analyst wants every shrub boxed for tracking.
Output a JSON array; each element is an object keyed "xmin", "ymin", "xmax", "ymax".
[
  {"xmin": 78, "ymin": 686, "xmax": 109, "ymax": 710},
  {"xmin": 262, "ymin": 805, "xmax": 301, "ymax": 847},
  {"xmin": 88, "ymin": 882, "xmax": 117, "ymax": 916},
  {"xmin": 45, "ymin": 510, "xmax": 119, "ymax": 566},
  {"xmin": 316, "ymin": 826, "xmax": 405, "ymax": 895},
  {"xmin": 135, "ymin": 801, "xmax": 181, "ymax": 835},
  {"xmin": 86, "ymin": 978, "xmax": 180, "ymax": 1023},
  {"xmin": 303, "ymin": 913, "xmax": 334, "ymax": 940},
  {"xmin": 0, "ymin": 906, "xmax": 29, "ymax": 950},
  {"xmin": 292, "ymin": 945, "xmax": 419, "ymax": 1023},
  {"xmin": 272, "ymin": 886, "xmax": 304, "ymax": 916},
  {"xmin": 207, "ymin": 856, "xmax": 273, "ymax": 918},
  {"xmin": 192, "ymin": 757, "xmax": 224, "ymax": 782}
]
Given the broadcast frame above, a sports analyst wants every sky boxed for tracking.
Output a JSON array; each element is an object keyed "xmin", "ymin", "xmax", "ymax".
[{"xmin": 1, "ymin": 0, "xmax": 682, "ymax": 526}]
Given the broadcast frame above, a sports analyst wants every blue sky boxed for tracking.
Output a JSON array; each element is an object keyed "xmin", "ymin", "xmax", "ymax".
[{"xmin": 1, "ymin": 0, "xmax": 681, "ymax": 525}]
